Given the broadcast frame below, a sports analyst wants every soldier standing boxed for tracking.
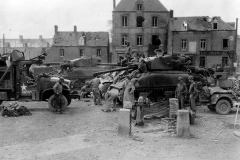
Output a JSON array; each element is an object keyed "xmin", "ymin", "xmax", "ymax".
[
  {"xmin": 90, "ymin": 75, "xmax": 102, "ymax": 105},
  {"xmin": 53, "ymin": 77, "xmax": 64, "ymax": 114},
  {"xmin": 188, "ymin": 75, "xmax": 199, "ymax": 113},
  {"xmin": 175, "ymin": 77, "xmax": 188, "ymax": 109},
  {"xmin": 125, "ymin": 41, "xmax": 132, "ymax": 62}
]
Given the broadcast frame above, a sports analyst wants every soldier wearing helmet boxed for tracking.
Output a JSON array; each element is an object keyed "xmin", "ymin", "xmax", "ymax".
[
  {"xmin": 175, "ymin": 76, "xmax": 188, "ymax": 109},
  {"xmin": 188, "ymin": 75, "xmax": 199, "ymax": 113},
  {"xmin": 80, "ymin": 81, "xmax": 91, "ymax": 98},
  {"xmin": 53, "ymin": 77, "xmax": 65, "ymax": 114}
]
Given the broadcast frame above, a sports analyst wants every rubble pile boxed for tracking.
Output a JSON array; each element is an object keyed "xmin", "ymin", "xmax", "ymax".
[
  {"xmin": 144, "ymin": 101, "xmax": 169, "ymax": 119},
  {"xmin": 1, "ymin": 102, "xmax": 32, "ymax": 117}
]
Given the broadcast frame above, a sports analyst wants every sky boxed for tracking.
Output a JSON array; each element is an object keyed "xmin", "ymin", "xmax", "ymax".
[{"xmin": 0, "ymin": 0, "xmax": 239, "ymax": 39}]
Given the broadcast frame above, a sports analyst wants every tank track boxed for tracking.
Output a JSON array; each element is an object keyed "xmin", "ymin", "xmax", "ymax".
[{"xmin": 135, "ymin": 86, "xmax": 176, "ymax": 92}]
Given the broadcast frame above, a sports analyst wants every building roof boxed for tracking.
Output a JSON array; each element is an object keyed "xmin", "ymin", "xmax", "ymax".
[
  {"xmin": 0, "ymin": 38, "xmax": 52, "ymax": 48},
  {"xmin": 113, "ymin": 0, "xmax": 168, "ymax": 12},
  {"xmin": 171, "ymin": 16, "xmax": 235, "ymax": 31},
  {"xmin": 53, "ymin": 32, "xmax": 109, "ymax": 47}
]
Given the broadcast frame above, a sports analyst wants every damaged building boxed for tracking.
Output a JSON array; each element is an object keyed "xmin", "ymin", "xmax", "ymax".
[
  {"xmin": 168, "ymin": 16, "xmax": 237, "ymax": 69},
  {"xmin": 111, "ymin": 0, "xmax": 171, "ymax": 63},
  {"xmin": 0, "ymin": 35, "xmax": 52, "ymax": 59},
  {"xmin": 45, "ymin": 26, "xmax": 110, "ymax": 63}
]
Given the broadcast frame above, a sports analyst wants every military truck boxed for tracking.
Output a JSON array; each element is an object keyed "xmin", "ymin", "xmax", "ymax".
[{"xmin": 0, "ymin": 50, "xmax": 75, "ymax": 110}]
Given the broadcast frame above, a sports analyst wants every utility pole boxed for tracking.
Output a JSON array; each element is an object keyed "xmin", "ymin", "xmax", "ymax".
[
  {"xmin": 234, "ymin": 18, "xmax": 238, "ymax": 74},
  {"xmin": 235, "ymin": 18, "xmax": 238, "ymax": 67},
  {"xmin": 2, "ymin": 34, "xmax": 5, "ymax": 55}
]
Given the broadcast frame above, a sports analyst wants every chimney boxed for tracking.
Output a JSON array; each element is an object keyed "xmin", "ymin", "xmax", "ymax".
[
  {"xmin": 54, "ymin": 25, "xmax": 58, "ymax": 33},
  {"xmin": 19, "ymin": 35, "xmax": 23, "ymax": 41},
  {"xmin": 39, "ymin": 35, "xmax": 42, "ymax": 40},
  {"xmin": 170, "ymin": 10, "xmax": 174, "ymax": 18},
  {"xmin": 113, "ymin": 0, "xmax": 116, "ymax": 9},
  {"xmin": 74, "ymin": 25, "xmax": 77, "ymax": 32}
]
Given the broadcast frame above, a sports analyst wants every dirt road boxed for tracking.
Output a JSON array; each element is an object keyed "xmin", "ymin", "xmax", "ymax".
[{"xmin": 0, "ymin": 99, "xmax": 240, "ymax": 160}]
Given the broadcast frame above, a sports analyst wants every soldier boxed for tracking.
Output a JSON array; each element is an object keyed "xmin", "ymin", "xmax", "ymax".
[
  {"xmin": 188, "ymin": 75, "xmax": 199, "ymax": 113},
  {"xmin": 53, "ymin": 77, "xmax": 64, "ymax": 114},
  {"xmin": 90, "ymin": 75, "xmax": 102, "ymax": 105},
  {"xmin": 80, "ymin": 82, "xmax": 91, "ymax": 98},
  {"xmin": 125, "ymin": 41, "xmax": 132, "ymax": 62},
  {"xmin": 175, "ymin": 77, "xmax": 188, "ymax": 109}
]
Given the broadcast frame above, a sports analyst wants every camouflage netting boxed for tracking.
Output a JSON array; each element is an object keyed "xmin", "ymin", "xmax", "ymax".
[{"xmin": 1, "ymin": 101, "xmax": 32, "ymax": 117}]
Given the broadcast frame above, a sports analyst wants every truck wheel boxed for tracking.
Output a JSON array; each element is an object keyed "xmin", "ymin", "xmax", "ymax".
[
  {"xmin": 215, "ymin": 99, "xmax": 231, "ymax": 115},
  {"xmin": 207, "ymin": 105, "xmax": 216, "ymax": 111},
  {"xmin": 48, "ymin": 95, "xmax": 68, "ymax": 111},
  {"xmin": 67, "ymin": 97, "xmax": 72, "ymax": 106}
]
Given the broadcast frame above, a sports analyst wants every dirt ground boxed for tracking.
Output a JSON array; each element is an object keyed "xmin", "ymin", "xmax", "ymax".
[{"xmin": 0, "ymin": 99, "xmax": 240, "ymax": 160}]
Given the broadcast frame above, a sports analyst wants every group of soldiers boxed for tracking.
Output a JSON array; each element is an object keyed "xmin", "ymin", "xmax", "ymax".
[
  {"xmin": 51, "ymin": 40, "xmax": 199, "ymax": 114},
  {"xmin": 175, "ymin": 75, "xmax": 199, "ymax": 113}
]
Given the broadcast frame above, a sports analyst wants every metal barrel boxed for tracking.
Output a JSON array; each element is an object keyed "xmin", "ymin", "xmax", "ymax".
[{"xmin": 92, "ymin": 65, "xmax": 138, "ymax": 77}]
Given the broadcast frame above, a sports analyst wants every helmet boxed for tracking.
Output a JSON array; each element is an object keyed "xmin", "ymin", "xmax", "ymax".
[
  {"xmin": 188, "ymin": 75, "xmax": 194, "ymax": 80},
  {"xmin": 178, "ymin": 77, "xmax": 183, "ymax": 81},
  {"xmin": 59, "ymin": 77, "xmax": 64, "ymax": 82}
]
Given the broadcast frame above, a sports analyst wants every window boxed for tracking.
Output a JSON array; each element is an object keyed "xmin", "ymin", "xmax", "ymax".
[
  {"xmin": 122, "ymin": 16, "xmax": 128, "ymax": 27},
  {"xmin": 97, "ymin": 49, "xmax": 102, "ymax": 57},
  {"xmin": 122, "ymin": 35, "xmax": 128, "ymax": 46},
  {"xmin": 137, "ymin": 4, "xmax": 142, "ymax": 10},
  {"xmin": 213, "ymin": 23, "xmax": 218, "ymax": 30},
  {"xmin": 223, "ymin": 39, "xmax": 229, "ymax": 50},
  {"xmin": 60, "ymin": 49, "xmax": 64, "ymax": 57},
  {"xmin": 181, "ymin": 39, "xmax": 187, "ymax": 50},
  {"xmin": 136, "ymin": 35, "xmax": 143, "ymax": 46},
  {"xmin": 136, "ymin": 16, "xmax": 144, "ymax": 27},
  {"xmin": 79, "ymin": 49, "xmax": 84, "ymax": 57},
  {"xmin": 222, "ymin": 57, "xmax": 228, "ymax": 66},
  {"xmin": 200, "ymin": 57, "xmax": 206, "ymax": 68},
  {"xmin": 152, "ymin": 17, "xmax": 158, "ymax": 27},
  {"xmin": 182, "ymin": 22, "xmax": 187, "ymax": 30},
  {"xmin": 200, "ymin": 39, "xmax": 206, "ymax": 50},
  {"xmin": 152, "ymin": 35, "xmax": 161, "ymax": 46}
]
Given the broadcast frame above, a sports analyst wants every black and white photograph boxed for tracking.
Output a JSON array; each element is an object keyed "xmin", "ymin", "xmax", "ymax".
[{"xmin": 0, "ymin": 0, "xmax": 240, "ymax": 159}]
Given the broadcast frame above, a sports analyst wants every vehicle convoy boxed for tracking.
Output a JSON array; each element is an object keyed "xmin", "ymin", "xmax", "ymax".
[
  {"xmin": 93, "ymin": 54, "xmax": 214, "ymax": 102},
  {"xmin": 0, "ymin": 50, "xmax": 75, "ymax": 110}
]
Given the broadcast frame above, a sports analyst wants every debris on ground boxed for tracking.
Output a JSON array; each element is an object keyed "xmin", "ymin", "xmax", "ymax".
[
  {"xmin": 1, "ymin": 101, "xmax": 32, "ymax": 117},
  {"xmin": 143, "ymin": 128, "xmax": 164, "ymax": 133}
]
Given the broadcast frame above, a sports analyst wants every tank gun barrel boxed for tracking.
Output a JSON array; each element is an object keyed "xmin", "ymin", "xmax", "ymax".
[{"xmin": 92, "ymin": 65, "xmax": 138, "ymax": 77}]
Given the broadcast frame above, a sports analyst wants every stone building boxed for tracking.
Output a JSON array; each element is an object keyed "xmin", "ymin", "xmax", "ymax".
[
  {"xmin": 111, "ymin": 0, "xmax": 171, "ymax": 63},
  {"xmin": 168, "ymin": 16, "xmax": 237, "ymax": 69},
  {"xmin": 0, "ymin": 35, "xmax": 52, "ymax": 59},
  {"xmin": 45, "ymin": 26, "xmax": 110, "ymax": 63}
]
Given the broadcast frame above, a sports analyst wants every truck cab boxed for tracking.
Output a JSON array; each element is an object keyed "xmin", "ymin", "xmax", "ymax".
[{"xmin": 0, "ymin": 50, "xmax": 73, "ymax": 108}]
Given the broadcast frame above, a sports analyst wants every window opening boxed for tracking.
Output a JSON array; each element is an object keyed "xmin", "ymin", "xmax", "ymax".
[
  {"xmin": 152, "ymin": 35, "xmax": 161, "ymax": 46},
  {"xmin": 136, "ymin": 16, "xmax": 144, "ymax": 27}
]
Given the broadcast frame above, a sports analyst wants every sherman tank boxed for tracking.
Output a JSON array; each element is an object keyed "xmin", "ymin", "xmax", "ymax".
[
  {"xmin": 93, "ymin": 54, "xmax": 214, "ymax": 102},
  {"xmin": 57, "ymin": 57, "xmax": 119, "ymax": 90}
]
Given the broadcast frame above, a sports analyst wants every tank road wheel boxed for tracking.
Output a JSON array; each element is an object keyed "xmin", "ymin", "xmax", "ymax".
[
  {"xmin": 215, "ymin": 99, "xmax": 231, "ymax": 115},
  {"xmin": 48, "ymin": 95, "xmax": 68, "ymax": 112}
]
